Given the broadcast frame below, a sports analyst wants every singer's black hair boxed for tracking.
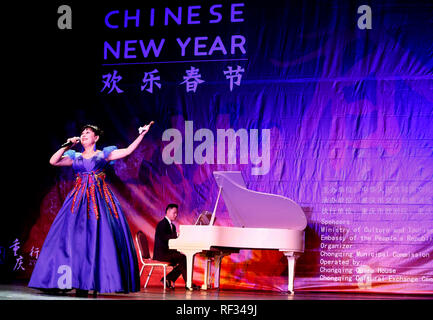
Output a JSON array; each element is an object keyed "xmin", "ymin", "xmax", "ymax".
[{"xmin": 80, "ymin": 124, "xmax": 104, "ymax": 137}]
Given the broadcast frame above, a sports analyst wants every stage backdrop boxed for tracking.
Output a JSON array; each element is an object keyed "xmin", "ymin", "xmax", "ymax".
[{"xmin": 2, "ymin": 0, "xmax": 432, "ymax": 294}]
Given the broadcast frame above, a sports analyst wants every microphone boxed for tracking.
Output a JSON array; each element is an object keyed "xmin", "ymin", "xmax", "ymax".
[{"xmin": 61, "ymin": 138, "xmax": 80, "ymax": 148}]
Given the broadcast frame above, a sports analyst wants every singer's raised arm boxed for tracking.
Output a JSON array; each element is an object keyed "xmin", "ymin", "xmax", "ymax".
[{"xmin": 105, "ymin": 122, "xmax": 153, "ymax": 161}]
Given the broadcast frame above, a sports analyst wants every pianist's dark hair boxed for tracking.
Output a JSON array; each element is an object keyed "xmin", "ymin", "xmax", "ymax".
[{"xmin": 165, "ymin": 203, "xmax": 178, "ymax": 213}]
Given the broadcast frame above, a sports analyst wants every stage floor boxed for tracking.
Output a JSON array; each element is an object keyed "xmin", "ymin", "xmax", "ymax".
[{"xmin": 1, "ymin": 282, "xmax": 432, "ymax": 300}]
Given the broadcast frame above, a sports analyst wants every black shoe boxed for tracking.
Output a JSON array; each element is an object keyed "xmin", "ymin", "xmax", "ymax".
[
  {"xmin": 186, "ymin": 283, "xmax": 200, "ymax": 290},
  {"xmin": 75, "ymin": 289, "xmax": 89, "ymax": 297},
  {"xmin": 160, "ymin": 278, "xmax": 174, "ymax": 289},
  {"xmin": 61, "ymin": 289, "xmax": 72, "ymax": 295}
]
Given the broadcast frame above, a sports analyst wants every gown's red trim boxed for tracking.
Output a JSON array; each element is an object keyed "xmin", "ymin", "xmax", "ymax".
[{"xmin": 70, "ymin": 170, "xmax": 119, "ymax": 220}]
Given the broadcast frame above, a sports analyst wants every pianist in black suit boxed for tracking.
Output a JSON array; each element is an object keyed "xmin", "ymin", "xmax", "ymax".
[{"xmin": 153, "ymin": 204, "xmax": 199, "ymax": 289}]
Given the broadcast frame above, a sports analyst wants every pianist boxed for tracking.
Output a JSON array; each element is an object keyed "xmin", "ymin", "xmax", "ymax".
[{"xmin": 153, "ymin": 204, "xmax": 199, "ymax": 290}]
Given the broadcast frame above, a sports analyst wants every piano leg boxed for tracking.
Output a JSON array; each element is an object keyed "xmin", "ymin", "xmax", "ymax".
[
  {"xmin": 201, "ymin": 258, "xmax": 212, "ymax": 290},
  {"xmin": 183, "ymin": 250, "xmax": 197, "ymax": 290},
  {"xmin": 283, "ymin": 251, "xmax": 298, "ymax": 294},
  {"xmin": 213, "ymin": 255, "xmax": 223, "ymax": 289},
  {"xmin": 212, "ymin": 250, "xmax": 237, "ymax": 289},
  {"xmin": 198, "ymin": 251, "xmax": 217, "ymax": 290}
]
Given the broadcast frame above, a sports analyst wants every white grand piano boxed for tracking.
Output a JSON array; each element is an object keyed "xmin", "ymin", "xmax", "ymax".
[{"xmin": 169, "ymin": 171, "xmax": 307, "ymax": 293}]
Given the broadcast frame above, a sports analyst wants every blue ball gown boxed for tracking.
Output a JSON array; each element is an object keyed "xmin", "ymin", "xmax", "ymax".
[{"xmin": 28, "ymin": 146, "xmax": 140, "ymax": 293}]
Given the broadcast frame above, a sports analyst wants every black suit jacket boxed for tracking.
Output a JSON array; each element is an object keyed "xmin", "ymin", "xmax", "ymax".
[{"xmin": 153, "ymin": 218, "xmax": 178, "ymax": 261}]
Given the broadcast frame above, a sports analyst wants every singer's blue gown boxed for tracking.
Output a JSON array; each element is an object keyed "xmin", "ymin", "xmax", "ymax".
[{"xmin": 28, "ymin": 146, "xmax": 140, "ymax": 293}]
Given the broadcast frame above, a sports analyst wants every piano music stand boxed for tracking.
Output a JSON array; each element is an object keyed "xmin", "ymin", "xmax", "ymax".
[{"xmin": 195, "ymin": 211, "xmax": 213, "ymax": 225}]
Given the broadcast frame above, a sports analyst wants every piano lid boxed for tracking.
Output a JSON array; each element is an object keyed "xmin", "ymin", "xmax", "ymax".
[{"xmin": 213, "ymin": 171, "xmax": 307, "ymax": 230}]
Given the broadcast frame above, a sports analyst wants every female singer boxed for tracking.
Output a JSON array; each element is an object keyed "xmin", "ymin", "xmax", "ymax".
[{"xmin": 29, "ymin": 122, "xmax": 153, "ymax": 297}]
